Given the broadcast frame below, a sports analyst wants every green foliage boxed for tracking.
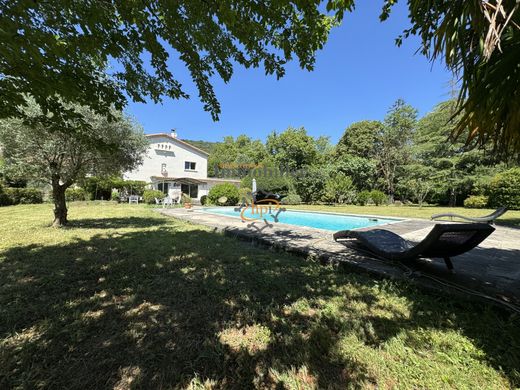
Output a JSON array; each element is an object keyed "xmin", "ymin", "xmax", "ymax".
[
  {"xmin": 209, "ymin": 135, "xmax": 267, "ymax": 177},
  {"xmin": 65, "ymin": 188, "xmax": 88, "ymax": 202},
  {"xmin": 82, "ymin": 177, "xmax": 148, "ymax": 200},
  {"xmin": 464, "ymin": 195, "xmax": 489, "ymax": 209},
  {"xmin": 356, "ymin": 190, "xmax": 371, "ymax": 206},
  {"xmin": 369, "ymin": 190, "xmax": 387, "ymax": 206},
  {"xmin": 266, "ymin": 127, "xmax": 319, "ymax": 171},
  {"xmin": 337, "ymin": 120, "xmax": 382, "ymax": 159},
  {"xmin": 238, "ymin": 188, "xmax": 253, "ymax": 204},
  {"xmin": 487, "ymin": 168, "xmax": 520, "ymax": 210},
  {"xmin": 322, "ymin": 172, "xmax": 356, "ymax": 204},
  {"xmin": 208, "ymin": 183, "xmax": 239, "ymax": 206},
  {"xmin": 1, "ymin": 2, "xmax": 337, "ymax": 127},
  {"xmin": 293, "ymin": 166, "xmax": 328, "ymax": 203},
  {"xmin": 281, "ymin": 193, "xmax": 302, "ymax": 205},
  {"xmin": 376, "ymin": 99, "xmax": 418, "ymax": 199},
  {"xmin": 378, "ymin": 0, "xmax": 520, "ymax": 151},
  {"xmin": 241, "ymin": 169, "xmax": 292, "ymax": 195},
  {"xmin": 334, "ymin": 155, "xmax": 377, "ymax": 191},
  {"xmin": 1, "ymin": 188, "xmax": 44, "ymax": 206},
  {"xmin": 143, "ymin": 190, "xmax": 164, "ymax": 205},
  {"xmin": 110, "ymin": 190, "xmax": 120, "ymax": 203},
  {"xmin": 200, "ymin": 195, "xmax": 208, "ymax": 206},
  {"xmin": 181, "ymin": 193, "xmax": 192, "ymax": 204}
]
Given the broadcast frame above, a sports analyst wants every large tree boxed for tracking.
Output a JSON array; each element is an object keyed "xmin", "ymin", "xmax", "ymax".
[
  {"xmin": 0, "ymin": 102, "xmax": 147, "ymax": 226},
  {"xmin": 378, "ymin": 0, "xmax": 520, "ymax": 152},
  {"xmin": 266, "ymin": 127, "xmax": 319, "ymax": 171},
  {"xmin": 375, "ymin": 99, "xmax": 417, "ymax": 201},
  {"xmin": 0, "ymin": 1, "xmax": 338, "ymax": 125}
]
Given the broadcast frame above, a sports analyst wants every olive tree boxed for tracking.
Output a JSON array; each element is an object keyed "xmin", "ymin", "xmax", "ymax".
[{"xmin": 0, "ymin": 102, "xmax": 147, "ymax": 226}]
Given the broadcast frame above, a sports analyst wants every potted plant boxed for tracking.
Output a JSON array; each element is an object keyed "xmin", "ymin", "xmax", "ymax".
[{"xmin": 181, "ymin": 193, "xmax": 192, "ymax": 209}]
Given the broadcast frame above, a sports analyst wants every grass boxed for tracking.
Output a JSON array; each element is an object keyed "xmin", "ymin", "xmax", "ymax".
[
  {"xmin": 0, "ymin": 203, "xmax": 519, "ymax": 389},
  {"xmin": 284, "ymin": 204, "xmax": 520, "ymax": 228}
]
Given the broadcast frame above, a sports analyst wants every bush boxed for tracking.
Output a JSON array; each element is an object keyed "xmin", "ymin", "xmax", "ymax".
[
  {"xmin": 239, "ymin": 187, "xmax": 253, "ymax": 204},
  {"xmin": 110, "ymin": 190, "xmax": 120, "ymax": 202},
  {"xmin": 370, "ymin": 190, "xmax": 387, "ymax": 206},
  {"xmin": 180, "ymin": 193, "xmax": 192, "ymax": 204},
  {"xmin": 143, "ymin": 190, "xmax": 164, "ymax": 204},
  {"xmin": 487, "ymin": 168, "xmax": 520, "ymax": 210},
  {"xmin": 241, "ymin": 167, "xmax": 292, "ymax": 195},
  {"xmin": 0, "ymin": 184, "xmax": 12, "ymax": 206},
  {"xmin": 200, "ymin": 195, "xmax": 208, "ymax": 205},
  {"xmin": 464, "ymin": 195, "xmax": 489, "ymax": 209},
  {"xmin": 65, "ymin": 187, "xmax": 88, "ymax": 201},
  {"xmin": 356, "ymin": 190, "xmax": 371, "ymax": 206},
  {"xmin": 281, "ymin": 193, "xmax": 302, "ymax": 205},
  {"xmin": 208, "ymin": 183, "xmax": 239, "ymax": 206},
  {"xmin": 1, "ymin": 188, "xmax": 43, "ymax": 205}
]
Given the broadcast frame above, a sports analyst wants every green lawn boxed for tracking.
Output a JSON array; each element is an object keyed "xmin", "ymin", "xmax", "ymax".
[
  {"xmin": 285, "ymin": 204, "xmax": 520, "ymax": 228},
  {"xmin": 1, "ymin": 203, "xmax": 519, "ymax": 389}
]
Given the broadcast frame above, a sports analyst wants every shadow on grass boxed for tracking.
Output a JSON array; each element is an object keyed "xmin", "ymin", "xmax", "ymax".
[
  {"xmin": 67, "ymin": 216, "xmax": 168, "ymax": 229},
  {"xmin": 0, "ymin": 216, "xmax": 519, "ymax": 388}
]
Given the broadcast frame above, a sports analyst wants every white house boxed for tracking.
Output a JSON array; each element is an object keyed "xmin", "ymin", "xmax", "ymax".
[{"xmin": 124, "ymin": 130, "xmax": 240, "ymax": 201}]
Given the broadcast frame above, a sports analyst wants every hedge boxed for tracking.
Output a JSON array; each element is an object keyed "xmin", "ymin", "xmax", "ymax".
[
  {"xmin": 0, "ymin": 187, "xmax": 44, "ymax": 206},
  {"xmin": 464, "ymin": 195, "xmax": 489, "ymax": 209},
  {"xmin": 65, "ymin": 188, "xmax": 88, "ymax": 201},
  {"xmin": 487, "ymin": 168, "xmax": 520, "ymax": 210},
  {"xmin": 208, "ymin": 183, "xmax": 239, "ymax": 206},
  {"xmin": 143, "ymin": 190, "xmax": 164, "ymax": 204}
]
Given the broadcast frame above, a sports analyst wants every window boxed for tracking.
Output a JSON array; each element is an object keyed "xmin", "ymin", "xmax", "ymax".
[
  {"xmin": 158, "ymin": 182, "xmax": 169, "ymax": 194},
  {"xmin": 161, "ymin": 163, "xmax": 167, "ymax": 173},
  {"xmin": 184, "ymin": 161, "xmax": 196, "ymax": 171}
]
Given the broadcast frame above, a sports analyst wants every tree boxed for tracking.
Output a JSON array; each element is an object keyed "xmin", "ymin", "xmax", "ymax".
[
  {"xmin": 337, "ymin": 120, "xmax": 382, "ymax": 159},
  {"xmin": 375, "ymin": 99, "xmax": 417, "ymax": 202},
  {"xmin": 378, "ymin": 0, "xmax": 520, "ymax": 152},
  {"xmin": 0, "ymin": 102, "xmax": 147, "ymax": 226},
  {"xmin": 266, "ymin": 127, "xmax": 319, "ymax": 171},
  {"xmin": 208, "ymin": 135, "xmax": 267, "ymax": 177},
  {"xmin": 322, "ymin": 172, "xmax": 356, "ymax": 204},
  {"xmin": 1, "ymin": 1, "xmax": 338, "ymax": 125}
]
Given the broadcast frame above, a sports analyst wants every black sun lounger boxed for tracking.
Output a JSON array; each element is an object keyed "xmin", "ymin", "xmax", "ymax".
[
  {"xmin": 431, "ymin": 207, "xmax": 507, "ymax": 224},
  {"xmin": 333, "ymin": 223, "xmax": 495, "ymax": 270}
]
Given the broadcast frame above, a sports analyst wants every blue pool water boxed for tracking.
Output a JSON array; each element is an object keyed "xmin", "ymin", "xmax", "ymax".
[{"xmin": 201, "ymin": 207, "xmax": 400, "ymax": 231}]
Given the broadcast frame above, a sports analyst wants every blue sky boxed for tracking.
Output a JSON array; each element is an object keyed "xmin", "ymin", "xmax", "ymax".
[{"xmin": 125, "ymin": 2, "xmax": 452, "ymax": 144}]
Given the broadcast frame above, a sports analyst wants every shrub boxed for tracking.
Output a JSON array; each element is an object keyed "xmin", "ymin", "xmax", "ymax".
[
  {"xmin": 370, "ymin": 190, "xmax": 387, "ymax": 206},
  {"xmin": 0, "ymin": 184, "xmax": 12, "ymax": 206},
  {"xmin": 356, "ymin": 190, "xmax": 371, "ymax": 206},
  {"xmin": 143, "ymin": 190, "xmax": 164, "ymax": 204},
  {"xmin": 241, "ymin": 174, "xmax": 291, "ymax": 194},
  {"xmin": 110, "ymin": 190, "xmax": 120, "ymax": 202},
  {"xmin": 322, "ymin": 173, "xmax": 356, "ymax": 204},
  {"xmin": 464, "ymin": 195, "xmax": 489, "ymax": 209},
  {"xmin": 200, "ymin": 195, "xmax": 208, "ymax": 205},
  {"xmin": 208, "ymin": 183, "xmax": 239, "ymax": 206},
  {"xmin": 487, "ymin": 168, "xmax": 520, "ymax": 210},
  {"xmin": 65, "ymin": 187, "xmax": 88, "ymax": 201},
  {"xmin": 239, "ymin": 187, "xmax": 253, "ymax": 204},
  {"xmin": 281, "ymin": 193, "xmax": 302, "ymax": 205},
  {"xmin": 1, "ymin": 188, "xmax": 43, "ymax": 205},
  {"xmin": 180, "ymin": 193, "xmax": 192, "ymax": 204}
]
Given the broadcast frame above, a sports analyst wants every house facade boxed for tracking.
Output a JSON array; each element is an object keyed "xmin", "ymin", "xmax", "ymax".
[{"xmin": 124, "ymin": 131, "xmax": 240, "ymax": 201}]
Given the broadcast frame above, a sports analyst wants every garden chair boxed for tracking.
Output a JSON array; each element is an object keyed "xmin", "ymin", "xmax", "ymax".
[
  {"xmin": 431, "ymin": 207, "xmax": 508, "ymax": 224},
  {"xmin": 333, "ymin": 223, "xmax": 495, "ymax": 270}
]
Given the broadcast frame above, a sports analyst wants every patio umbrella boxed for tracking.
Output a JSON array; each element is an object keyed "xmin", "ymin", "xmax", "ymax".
[{"xmin": 252, "ymin": 178, "xmax": 257, "ymax": 193}]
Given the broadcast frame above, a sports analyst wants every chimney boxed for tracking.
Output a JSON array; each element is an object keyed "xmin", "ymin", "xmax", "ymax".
[{"xmin": 170, "ymin": 129, "xmax": 177, "ymax": 138}]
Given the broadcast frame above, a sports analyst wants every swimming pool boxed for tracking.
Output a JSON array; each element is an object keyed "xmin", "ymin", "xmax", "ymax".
[{"xmin": 200, "ymin": 207, "xmax": 401, "ymax": 232}]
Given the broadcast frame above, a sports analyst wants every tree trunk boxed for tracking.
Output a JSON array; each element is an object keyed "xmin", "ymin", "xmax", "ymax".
[{"xmin": 52, "ymin": 181, "xmax": 68, "ymax": 227}]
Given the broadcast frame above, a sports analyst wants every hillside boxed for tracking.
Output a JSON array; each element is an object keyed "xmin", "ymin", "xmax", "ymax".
[{"xmin": 182, "ymin": 139, "xmax": 220, "ymax": 155}]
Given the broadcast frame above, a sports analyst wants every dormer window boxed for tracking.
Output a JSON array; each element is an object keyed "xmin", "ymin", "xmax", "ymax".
[{"xmin": 184, "ymin": 161, "xmax": 196, "ymax": 171}]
